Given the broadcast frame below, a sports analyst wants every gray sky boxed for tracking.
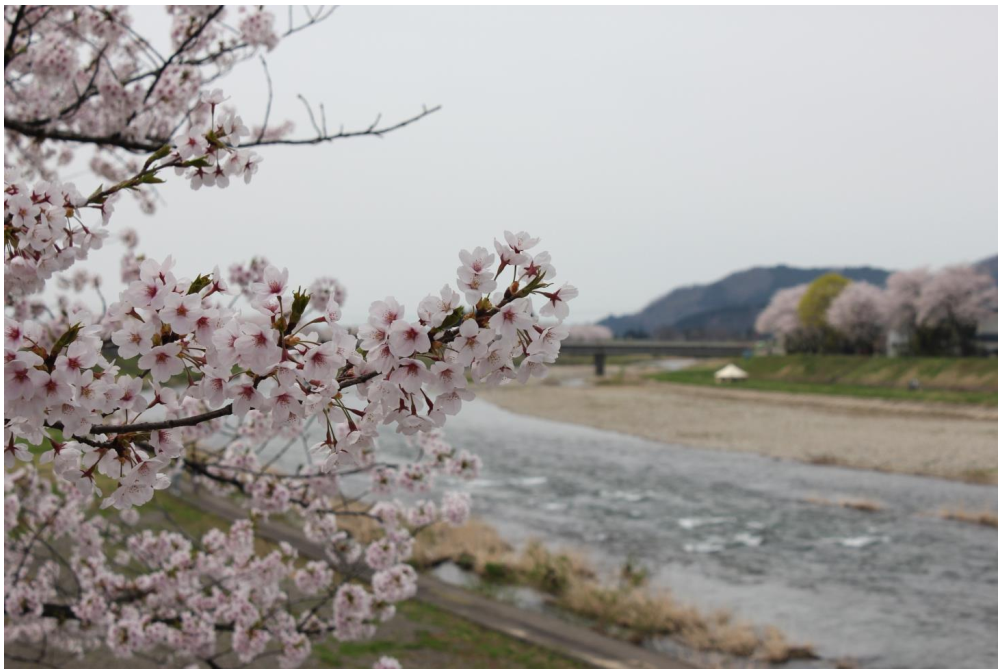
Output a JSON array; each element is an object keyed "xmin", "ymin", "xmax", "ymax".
[{"xmin": 111, "ymin": 6, "xmax": 998, "ymax": 324}]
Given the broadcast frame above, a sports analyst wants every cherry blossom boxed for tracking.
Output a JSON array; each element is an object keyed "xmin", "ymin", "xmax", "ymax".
[
  {"xmin": 539, "ymin": 283, "xmax": 579, "ymax": 321},
  {"xmin": 755, "ymin": 284, "xmax": 810, "ymax": 337},
  {"xmin": 827, "ymin": 282, "xmax": 886, "ymax": 353},
  {"xmin": 4, "ymin": 7, "xmax": 574, "ymax": 668}
]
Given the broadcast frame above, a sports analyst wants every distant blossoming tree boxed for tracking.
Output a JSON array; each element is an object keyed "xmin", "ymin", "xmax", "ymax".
[
  {"xmin": 879, "ymin": 266, "xmax": 996, "ymax": 356},
  {"xmin": 754, "ymin": 284, "xmax": 809, "ymax": 337},
  {"xmin": 757, "ymin": 265, "xmax": 996, "ymax": 357},
  {"xmin": 754, "ymin": 284, "xmax": 810, "ymax": 351},
  {"xmin": 914, "ymin": 265, "xmax": 997, "ymax": 355},
  {"xmin": 565, "ymin": 324, "xmax": 614, "ymax": 341},
  {"xmin": 4, "ymin": 6, "xmax": 575, "ymax": 668},
  {"xmin": 826, "ymin": 282, "xmax": 885, "ymax": 354},
  {"xmin": 879, "ymin": 268, "xmax": 931, "ymax": 333}
]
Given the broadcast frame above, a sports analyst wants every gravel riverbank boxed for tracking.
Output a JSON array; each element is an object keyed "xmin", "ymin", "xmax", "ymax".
[{"xmin": 477, "ymin": 365, "xmax": 998, "ymax": 483}]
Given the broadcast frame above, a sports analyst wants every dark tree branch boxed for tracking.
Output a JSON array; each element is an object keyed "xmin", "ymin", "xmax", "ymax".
[
  {"xmin": 71, "ymin": 371, "xmax": 380, "ymax": 435},
  {"xmin": 6, "ymin": 106, "xmax": 443, "ymax": 154},
  {"xmin": 4, "ymin": 118, "xmax": 165, "ymax": 152},
  {"xmin": 89, "ymin": 404, "xmax": 234, "ymax": 434},
  {"xmin": 246, "ymin": 105, "xmax": 442, "ymax": 147},
  {"xmin": 142, "ymin": 6, "xmax": 225, "ymax": 104},
  {"xmin": 4, "ymin": 5, "xmax": 27, "ymax": 69}
]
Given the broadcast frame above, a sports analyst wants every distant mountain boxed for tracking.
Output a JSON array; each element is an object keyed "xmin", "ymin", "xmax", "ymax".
[
  {"xmin": 974, "ymin": 254, "xmax": 998, "ymax": 283},
  {"xmin": 599, "ymin": 264, "xmax": 892, "ymax": 340}
]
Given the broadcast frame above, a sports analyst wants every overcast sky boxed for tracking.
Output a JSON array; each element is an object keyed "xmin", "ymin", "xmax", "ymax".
[{"xmin": 109, "ymin": 6, "xmax": 998, "ymax": 324}]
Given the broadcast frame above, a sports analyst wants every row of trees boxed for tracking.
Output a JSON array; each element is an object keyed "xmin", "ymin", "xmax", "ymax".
[
  {"xmin": 564, "ymin": 324, "xmax": 613, "ymax": 341},
  {"xmin": 755, "ymin": 265, "xmax": 997, "ymax": 356}
]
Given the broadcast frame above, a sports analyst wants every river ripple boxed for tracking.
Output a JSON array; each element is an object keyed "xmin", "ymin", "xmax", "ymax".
[{"xmin": 269, "ymin": 399, "xmax": 997, "ymax": 669}]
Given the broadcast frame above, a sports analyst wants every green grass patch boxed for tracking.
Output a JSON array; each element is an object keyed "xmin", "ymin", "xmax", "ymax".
[
  {"xmin": 314, "ymin": 598, "xmax": 585, "ymax": 668},
  {"xmin": 145, "ymin": 489, "xmax": 233, "ymax": 537},
  {"xmin": 650, "ymin": 355, "xmax": 997, "ymax": 405}
]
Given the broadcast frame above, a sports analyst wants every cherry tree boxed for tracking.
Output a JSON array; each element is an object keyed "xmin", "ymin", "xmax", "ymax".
[
  {"xmin": 565, "ymin": 324, "xmax": 613, "ymax": 341},
  {"xmin": 4, "ymin": 7, "xmax": 576, "ymax": 668},
  {"xmin": 914, "ymin": 265, "xmax": 996, "ymax": 355},
  {"xmin": 754, "ymin": 284, "xmax": 809, "ymax": 351},
  {"xmin": 879, "ymin": 268, "xmax": 930, "ymax": 332},
  {"xmin": 826, "ymin": 282, "xmax": 886, "ymax": 354},
  {"xmin": 880, "ymin": 266, "xmax": 995, "ymax": 356},
  {"xmin": 755, "ymin": 284, "xmax": 808, "ymax": 337}
]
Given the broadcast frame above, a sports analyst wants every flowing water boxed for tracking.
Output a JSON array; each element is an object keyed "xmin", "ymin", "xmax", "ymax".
[{"xmin": 273, "ymin": 399, "xmax": 997, "ymax": 669}]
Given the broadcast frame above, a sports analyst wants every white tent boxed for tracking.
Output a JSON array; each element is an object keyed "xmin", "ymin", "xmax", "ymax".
[{"xmin": 714, "ymin": 363, "xmax": 749, "ymax": 383}]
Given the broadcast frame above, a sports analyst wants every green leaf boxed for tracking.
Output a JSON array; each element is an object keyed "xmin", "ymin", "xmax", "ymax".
[
  {"xmin": 187, "ymin": 274, "xmax": 212, "ymax": 295},
  {"xmin": 139, "ymin": 173, "xmax": 166, "ymax": 184},
  {"xmin": 143, "ymin": 144, "xmax": 173, "ymax": 170},
  {"xmin": 437, "ymin": 306, "xmax": 466, "ymax": 331},
  {"xmin": 45, "ymin": 323, "xmax": 82, "ymax": 370},
  {"xmin": 285, "ymin": 288, "xmax": 312, "ymax": 335},
  {"xmin": 87, "ymin": 184, "xmax": 106, "ymax": 204}
]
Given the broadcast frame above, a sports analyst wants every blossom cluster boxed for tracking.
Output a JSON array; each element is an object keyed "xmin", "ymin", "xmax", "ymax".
[
  {"xmin": 5, "ymin": 219, "xmax": 574, "ymax": 505},
  {"xmin": 5, "ymin": 159, "xmax": 573, "ymax": 668},
  {"xmin": 4, "ymin": 106, "xmax": 260, "ymax": 297},
  {"xmin": 4, "ymin": 8, "xmax": 574, "ymax": 667},
  {"xmin": 4, "ymin": 425, "xmax": 473, "ymax": 667},
  {"xmin": 4, "ymin": 6, "xmax": 286, "ymax": 182}
]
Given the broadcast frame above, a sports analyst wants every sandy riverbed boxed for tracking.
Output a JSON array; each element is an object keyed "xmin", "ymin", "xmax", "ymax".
[{"xmin": 477, "ymin": 365, "xmax": 998, "ymax": 483}]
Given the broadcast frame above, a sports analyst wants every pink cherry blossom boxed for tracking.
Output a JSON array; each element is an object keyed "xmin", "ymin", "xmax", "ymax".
[
  {"xmin": 138, "ymin": 342, "xmax": 185, "ymax": 383},
  {"xmin": 388, "ymin": 320, "xmax": 431, "ymax": 358},
  {"xmin": 3, "ymin": 9, "xmax": 573, "ymax": 666},
  {"xmin": 538, "ymin": 283, "xmax": 579, "ymax": 322}
]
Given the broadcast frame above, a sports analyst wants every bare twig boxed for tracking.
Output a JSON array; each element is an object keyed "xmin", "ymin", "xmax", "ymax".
[
  {"xmin": 245, "ymin": 105, "xmax": 442, "ymax": 148},
  {"xmin": 254, "ymin": 56, "xmax": 274, "ymax": 143}
]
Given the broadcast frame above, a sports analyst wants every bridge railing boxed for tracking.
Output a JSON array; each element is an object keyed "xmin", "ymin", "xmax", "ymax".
[{"xmin": 559, "ymin": 340, "xmax": 754, "ymax": 375}]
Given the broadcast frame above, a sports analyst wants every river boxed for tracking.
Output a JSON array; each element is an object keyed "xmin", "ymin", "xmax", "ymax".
[{"xmin": 272, "ymin": 398, "xmax": 997, "ymax": 669}]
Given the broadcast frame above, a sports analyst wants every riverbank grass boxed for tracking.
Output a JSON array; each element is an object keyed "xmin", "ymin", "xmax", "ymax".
[
  {"xmin": 650, "ymin": 355, "xmax": 998, "ymax": 405},
  {"xmin": 412, "ymin": 521, "xmax": 815, "ymax": 663},
  {"xmin": 312, "ymin": 597, "xmax": 585, "ymax": 669},
  {"xmin": 938, "ymin": 507, "xmax": 998, "ymax": 529}
]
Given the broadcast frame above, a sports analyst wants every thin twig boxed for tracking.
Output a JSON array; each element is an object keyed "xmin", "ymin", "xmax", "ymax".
[{"xmin": 254, "ymin": 56, "xmax": 274, "ymax": 143}]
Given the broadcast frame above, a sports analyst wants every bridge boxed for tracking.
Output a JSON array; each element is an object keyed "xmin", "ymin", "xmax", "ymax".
[{"xmin": 560, "ymin": 340, "xmax": 754, "ymax": 375}]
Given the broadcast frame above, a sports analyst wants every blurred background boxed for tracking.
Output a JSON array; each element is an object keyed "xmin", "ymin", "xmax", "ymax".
[{"xmin": 101, "ymin": 6, "xmax": 997, "ymax": 326}]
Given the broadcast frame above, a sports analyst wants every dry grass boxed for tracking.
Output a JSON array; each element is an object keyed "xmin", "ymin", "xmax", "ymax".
[
  {"xmin": 839, "ymin": 498, "xmax": 882, "ymax": 513},
  {"xmin": 938, "ymin": 508, "xmax": 998, "ymax": 528},
  {"xmin": 411, "ymin": 518, "xmax": 513, "ymax": 569},
  {"xmin": 807, "ymin": 455, "xmax": 998, "ymax": 486},
  {"xmin": 806, "ymin": 454, "xmax": 848, "ymax": 467},
  {"xmin": 804, "ymin": 496, "xmax": 883, "ymax": 513},
  {"xmin": 957, "ymin": 468, "xmax": 999, "ymax": 485},
  {"xmin": 412, "ymin": 520, "xmax": 815, "ymax": 663}
]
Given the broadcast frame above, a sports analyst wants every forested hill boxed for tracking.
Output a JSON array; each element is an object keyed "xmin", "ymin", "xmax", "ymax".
[
  {"xmin": 599, "ymin": 265, "xmax": 891, "ymax": 339},
  {"xmin": 601, "ymin": 256, "xmax": 998, "ymax": 340}
]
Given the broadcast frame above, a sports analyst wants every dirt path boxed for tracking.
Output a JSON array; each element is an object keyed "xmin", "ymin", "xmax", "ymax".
[{"xmin": 478, "ymin": 365, "xmax": 998, "ymax": 483}]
